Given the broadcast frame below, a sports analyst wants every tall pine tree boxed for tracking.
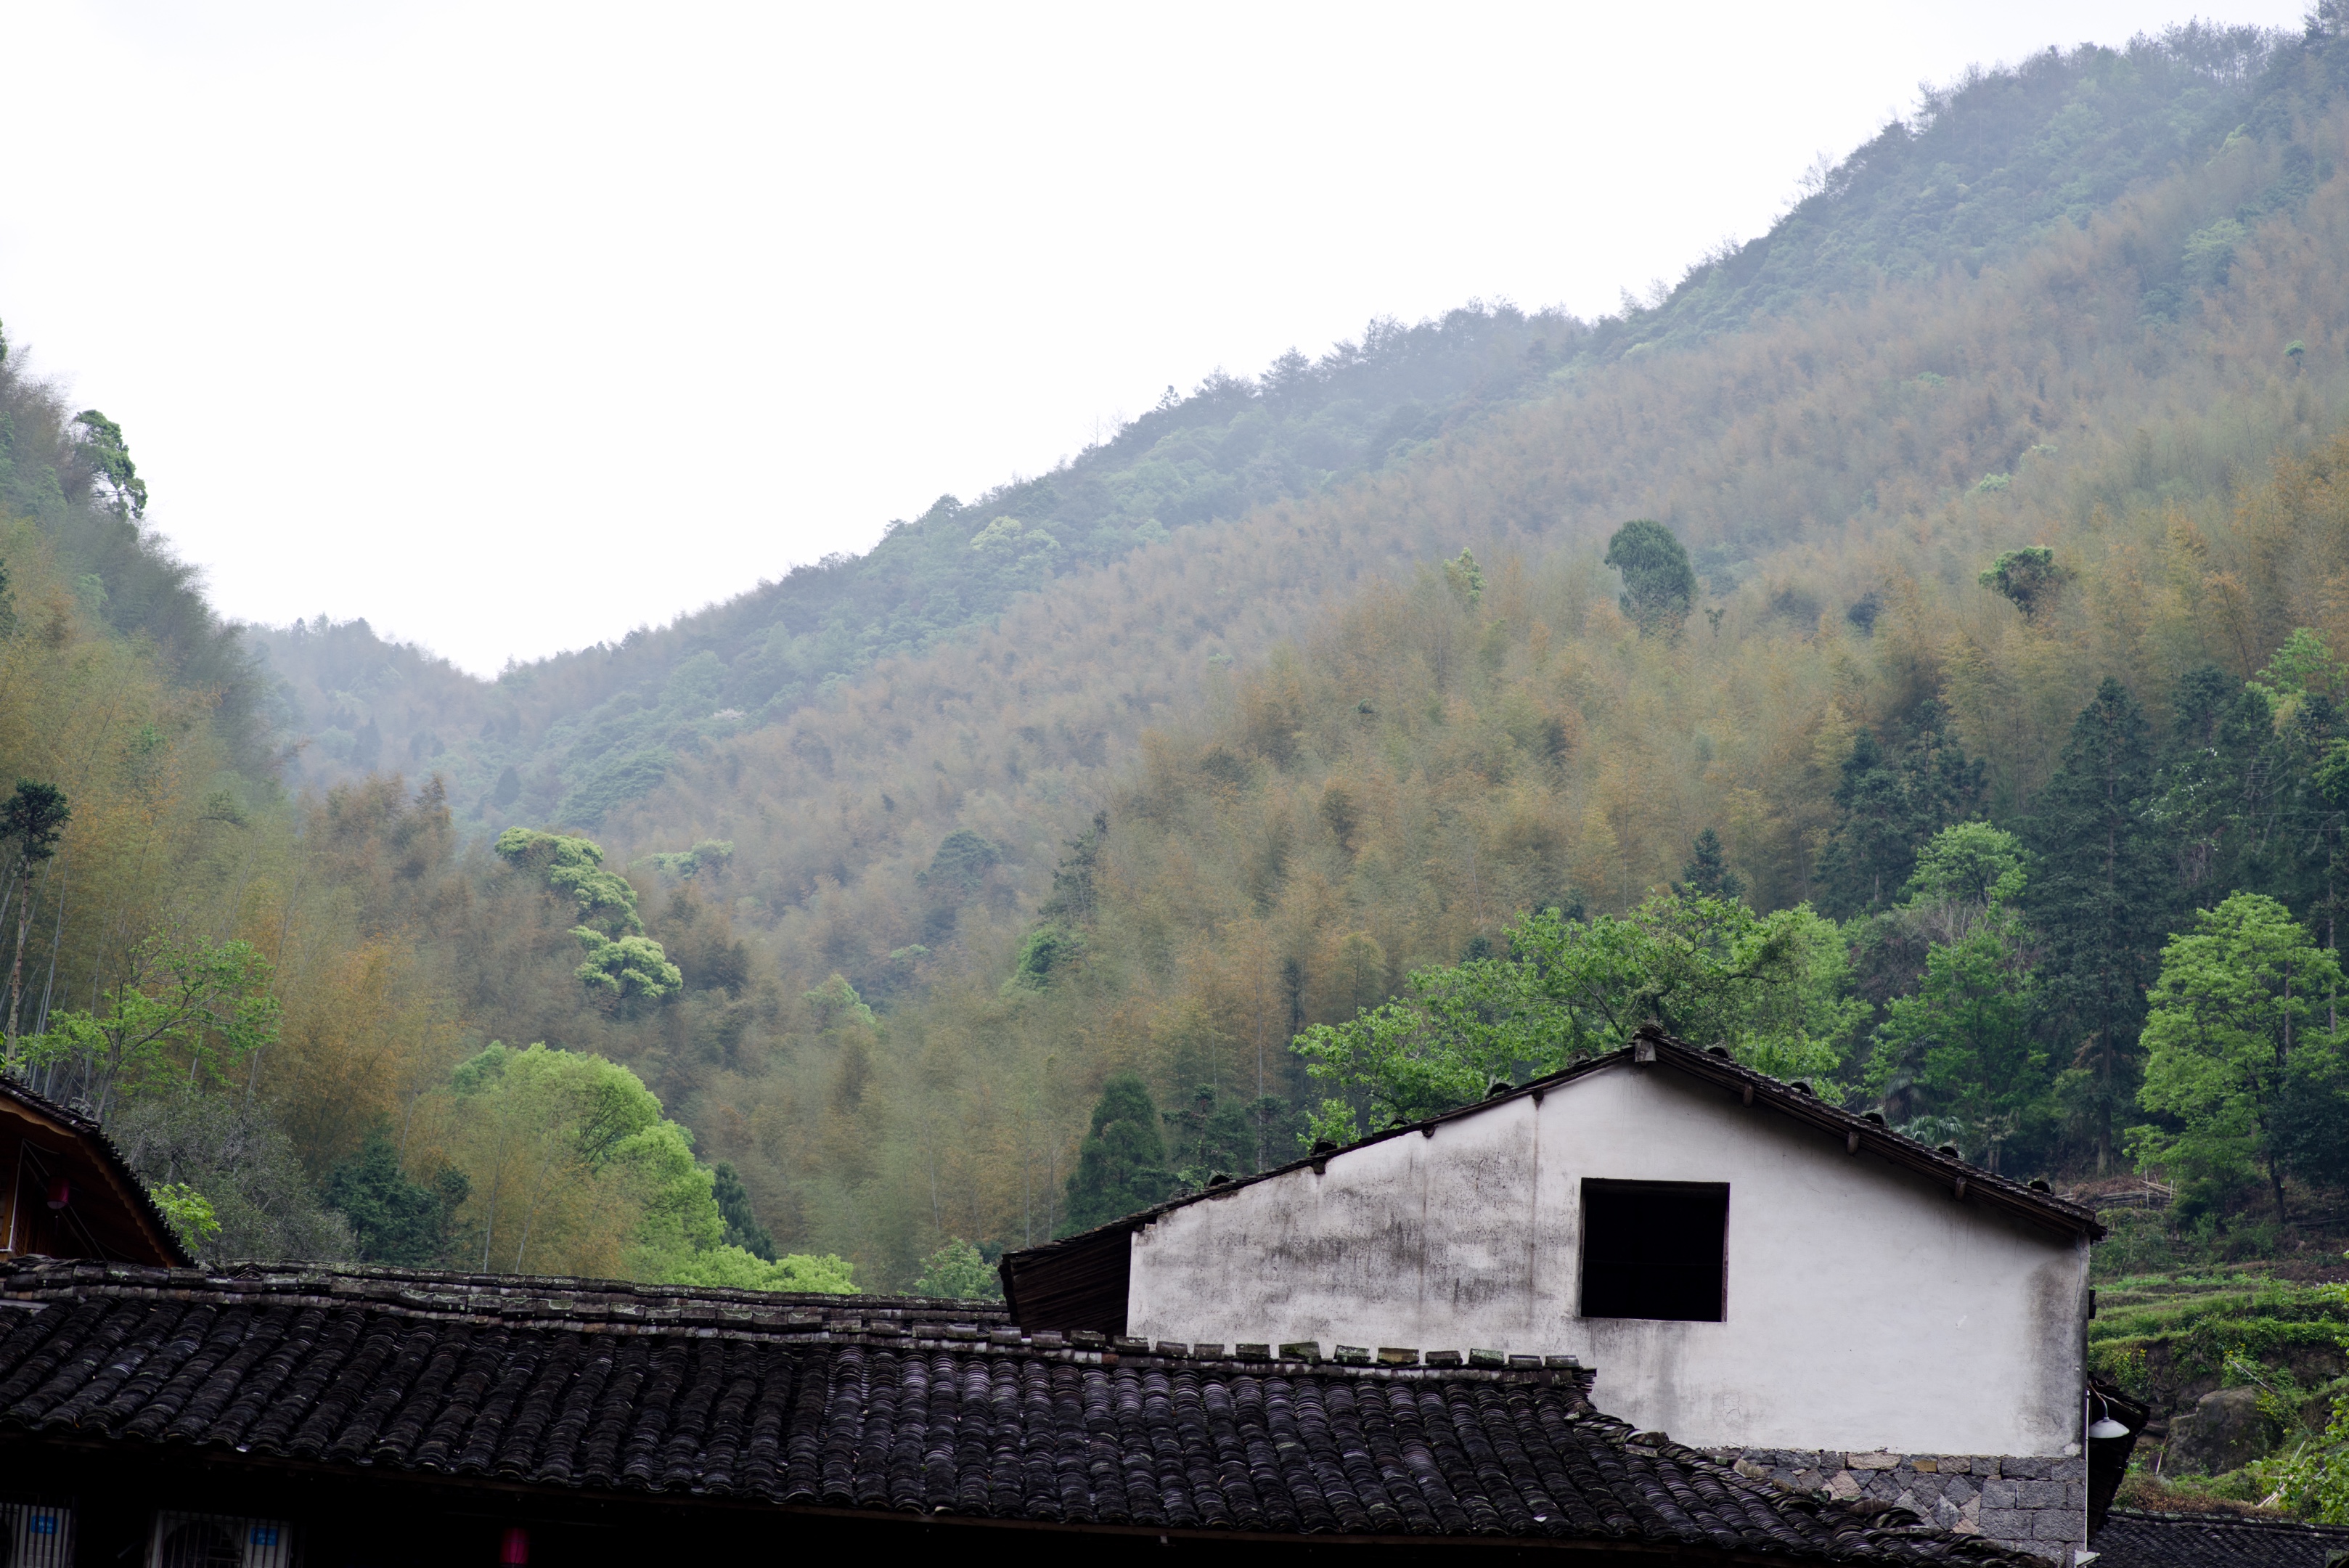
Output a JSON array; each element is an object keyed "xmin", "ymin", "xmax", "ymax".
[
  {"xmin": 1677, "ymin": 828, "xmax": 1744, "ymax": 900},
  {"xmin": 2267, "ymin": 693, "xmax": 2347, "ymax": 952},
  {"xmin": 2203, "ymin": 632, "xmax": 2349, "ymax": 936},
  {"xmin": 711, "ymin": 1162, "xmax": 777, "ymax": 1261},
  {"xmin": 2155, "ymin": 665, "xmax": 2250, "ymax": 896},
  {"xmin": 2029, "ymin": 679, "xmax": 2170, "ymax": 1173},
  {"xmin": 1060, "ymin": 1074, "xmax": 1174, "ymax": 1235},
  {"xmin": 1816, "ymin": 701, "xmax": 1984, "ymax": 918},
  {"xmin": 2159, "ymin": 652, "xmax": 2349, "ymax": 955},
  {"xmin": 1818, "ymin": 731, "xmax": 1905, "ymax": 916}
]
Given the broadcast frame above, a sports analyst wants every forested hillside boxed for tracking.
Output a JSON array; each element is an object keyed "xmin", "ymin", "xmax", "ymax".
[
  {"xmin": 0, "ymin": 328, "xmax": 854, "ymax": 1291},
  {"xmin": 256, "ymin": 25, "xmax": 2301, "ymax": 838},
  {"xmin": 607, "ymin": 37, "xmax": 2349, "ymax": 1273},
  {"xmin": 249, "ymin": 302, "xmax": 1590, "ymax": 824}
]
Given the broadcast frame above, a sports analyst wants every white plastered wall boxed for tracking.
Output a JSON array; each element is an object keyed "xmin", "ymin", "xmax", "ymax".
[{"xmin": 1127, "ymin": 1061, "xmax": 2088, "ymax": 1456}]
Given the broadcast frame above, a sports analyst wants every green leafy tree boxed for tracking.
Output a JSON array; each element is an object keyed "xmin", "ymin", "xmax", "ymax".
[
  {"xmin": 2164, "ymin": 640, "xmax": 2349, "ymax": 942},
  {"xmin": 665, "ymin": 1247, "xmax": 857, "ymax": 1293},
  {"xmin": 71, "ymin": 409, "xmax": 148, "ymax": 519},
  {"xmin": 572, "ymin": 931, "xmax": 684, "ymax": 1003},
  {"xmin": 911, "ymin": 1238, "xmax": 1002, "ymax": 1299},
  {"xmin": 444, "ymin": 1042, "xmax": 646, "ymax": 1269},
  {"xmin": 2, "ymin": 779, "xmax": 70, "ymax": 1056},
  {"xmin": 495, "ymin": 828, "xmax": 645, "ymax": 935},
  {"xmin": 1294, "ymin": 891, "xmax": 1860, "ymax": 1127},
  {"xmin": 438, "ymin": 1042, "xmax": 793, "ymax": 1281},
  {"xmin": 2252, "ymin": 627, "xmax": 2349, "ymax": 712},
  {"xmin": 599, "ymin": 1119, "xmax": 714, "ymax": 1272},
  {"xmin": 323, "ymin": 1130, "xmax": 469, "ymax": 1265},
  {"xmin": 2030, "ymin": 678, "xmax": 2171, "ymax": 1173},
  {"xmin": 1441, "ymin": 547, "xmax": 1485, "ymax": 606},
  {"xmin": 1977, "ymin": 545, "xmax": 2067, "ymax": 619},
  {"xmin": 1603, "ymin": 519, "xmax": 1697, "ymax": 631},
  {"xmin": 1868, "ymin": 826, "xmax": 2045, "ymax": 1170},
  {"xmin": 26, "ymin": 937, "xmax": 278, "ymax": 1119},
  {"xmin": 1873, "ymin": 931, "xmax": 2043, "ymax": 1169},
  {"xmin": 2131, "ymin": 893, "xmax": 2342, "ymax": 1225},
  {"xmin": 1304, "ymin": 1097, "xmax": 1363, "ymax": 1149},
  {"xmin": 644, "ymin": 839, "xmax": 735, "ymax": 880},
  {"xmin": 1005, "ymin": 925, "xmax": 1083, "ymax": 992},
  {"xmin": 496, "ymin": 828, "xmax": 682, "ymax": 1003},
  {"xmin": 1902, "ymin": 820, "xmax": 2029, "ymax": 910},
  {"xmin": 147, "ymin": 1183, "xmax": 220, "ymax": 1255},
  {"xmin": 1060, "ymin": 1074, "xmax": 1174, "ymax": 1233},
  {"xmin": 2234, "ymin": 634, "xmax": 2349, "ymax": 957},
  {"xmin": 803, "ymin": 973, "xmax": 876, "ymax": 1029},
  {"xmin": 2266, "ymin": 692, "xmax": 2348, "ymax": 955}
]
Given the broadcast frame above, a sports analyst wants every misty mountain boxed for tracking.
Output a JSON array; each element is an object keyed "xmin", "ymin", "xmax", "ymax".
[{"xmin": 248, "ymin": 23, "xmax": 2321, "ymax": 836}]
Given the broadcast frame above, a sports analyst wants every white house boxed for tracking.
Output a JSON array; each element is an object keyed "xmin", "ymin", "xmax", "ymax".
[{"xmin": 1001, "ymin": 1030, "xmax": 2113, "ymax": 1562}]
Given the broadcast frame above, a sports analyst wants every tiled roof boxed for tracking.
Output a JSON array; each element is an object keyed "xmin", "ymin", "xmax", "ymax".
[
  {"xmin": 2091, "ymin": 1508, "xmax": 2349, "ymax": 1567},
  {"xmin": 1002, "ymin": 1027, "xmax": 2101, "ymax": 1334},
  {"xmin": 0, "ymin": 1259, "xmax": 2045, "ymax": 1560}
]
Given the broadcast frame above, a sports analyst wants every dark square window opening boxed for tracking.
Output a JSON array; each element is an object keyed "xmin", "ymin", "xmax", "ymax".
[{"xmin": 1579, "ymin": 1179, "xmax": 1728, "ymax": 1322}]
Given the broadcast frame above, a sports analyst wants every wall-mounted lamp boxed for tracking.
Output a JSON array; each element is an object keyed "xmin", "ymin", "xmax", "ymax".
[
  {"xmin": 44, "ymin": 1176, "xmax": 70, "ymax": 1212},
  {"xmin": 2087, "ymin": 1393, "xmax": 2130, "ymax": 1440}
]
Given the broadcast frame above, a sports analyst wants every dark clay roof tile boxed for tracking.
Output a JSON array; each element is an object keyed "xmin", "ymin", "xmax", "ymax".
[
  {"xmin": 0, "ymin": 1259, "xmax": 2048, "ymax": 1562},
  {"xmin": 2091, "ymin": 1507, "xmax": 2349, "ymax": 1567}
]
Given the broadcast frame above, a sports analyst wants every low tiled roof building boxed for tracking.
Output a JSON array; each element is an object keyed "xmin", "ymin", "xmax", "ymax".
[{"xmin": 0, "ymin": 1259, "xmax": 2051, "ymax": 1564}]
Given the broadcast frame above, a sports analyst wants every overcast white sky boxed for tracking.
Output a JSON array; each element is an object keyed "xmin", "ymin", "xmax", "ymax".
[{"xmin": 0, "ymin": 2, "xmax": 2315, "ymax": 674}]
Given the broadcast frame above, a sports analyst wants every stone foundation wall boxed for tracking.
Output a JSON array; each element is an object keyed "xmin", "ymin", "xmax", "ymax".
[{"xmin": 1712, "ymin": 1448, "xmax": 2088, "ymax": 1563}]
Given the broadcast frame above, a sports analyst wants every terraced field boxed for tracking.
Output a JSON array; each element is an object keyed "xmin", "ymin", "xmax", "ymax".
[{"xmin": 2088, "ymin": 1253, "xmax": 2348, "ymax": 1516}]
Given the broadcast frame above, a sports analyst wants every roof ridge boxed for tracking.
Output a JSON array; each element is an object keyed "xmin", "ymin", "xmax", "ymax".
[
  {"xmin": 1632, "ymin": 1031, "xmax": 2104, "ymax": 1236},
  {"xmin": 0, "ymin": 1260, "xmax": 1601, "ymax": 1385},
  {"xmin": 1004, "ymin": 1027, "xmax": 2100, "ymax": 1274},
  {"xmin": 0, "ymin": 1257, "xmax": 1003, "ymax": 1314},
  {"xmin": 2104, "ymin": 1505, "xmax": 2349, "ymax": 1532},
  {"xmin": 0, "ymin": 1072, "xmax": 102, "ymax": 1134}
]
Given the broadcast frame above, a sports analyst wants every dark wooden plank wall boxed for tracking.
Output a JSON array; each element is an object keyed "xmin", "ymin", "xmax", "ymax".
[{"xmin": 999, "ymin": 1226, "xmax": 1130, "ymax": 1334}]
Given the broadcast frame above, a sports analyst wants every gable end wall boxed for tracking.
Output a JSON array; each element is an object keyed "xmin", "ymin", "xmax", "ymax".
[{"xmin": 1127, "ymin": 1060, "xmax": 2089, "ymax": 1459}]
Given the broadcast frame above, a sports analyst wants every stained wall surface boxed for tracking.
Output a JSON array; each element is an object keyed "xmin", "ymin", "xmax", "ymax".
[{"xmin": 1126, "ymin": 1061, "xmax": 2089, "ymax": 1457}]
